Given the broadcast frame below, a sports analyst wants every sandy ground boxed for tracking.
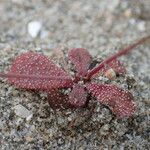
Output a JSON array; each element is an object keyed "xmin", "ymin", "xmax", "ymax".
[{"xmin": 0, "ymin": 0, "xmax": 150, "ymax": 150}]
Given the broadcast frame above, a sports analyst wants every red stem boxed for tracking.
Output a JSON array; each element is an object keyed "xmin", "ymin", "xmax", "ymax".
[
  {"xmin": 0, "ymin": 72, "xmax": 72, "ymax": 81},
  {"xmin": 86, "ymin": 35, "xmax": 150, "ymax": 79}
]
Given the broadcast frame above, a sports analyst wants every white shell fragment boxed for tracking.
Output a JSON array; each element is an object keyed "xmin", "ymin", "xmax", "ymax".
[
  {"xmin": 14, "ymin": 104, "xmax": 32, "ymax": 119},
  {"xmin": 27, "ymin": 21, "xmax": 42, "ymax": 38}
]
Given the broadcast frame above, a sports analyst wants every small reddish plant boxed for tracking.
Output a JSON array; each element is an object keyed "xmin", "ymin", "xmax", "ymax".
[{"xmin": 0, "ymin": 35, "xmax": 150, "ymax": 118}]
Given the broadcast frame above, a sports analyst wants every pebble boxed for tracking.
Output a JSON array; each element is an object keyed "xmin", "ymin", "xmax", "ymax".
[
  {"xmin": 14, "ymin": 104, "xmax": 32, "ymax": 119},
  {"xmin": 124, "ymin": 9, "xmax": 132, "ymax": 18},
  {"xmin": 57, "ymin": 137, "xmax": 65, "ymax": 146},
  {"xmin": 137, "ymin": 21, "xmax": 145, "ymax": 32},
  {"xmin": 25, "ymin": 136, "xmax": 34, "ymax": 142},
  {"xmin": 100, "ymin": 124, "xmax": 109, "ymax": 135},
  {"xmin": 104, "ymin": 68, "xmax": 116, "ymax": 80},
  {"xmin": 26, "ymin": 114, "xmax": 33, "ymax": 121},
  {"xmin": 27, "ymin": 21, "xmax": 42, "ymax": 38},
  {"xmin": 107, "ymin": 0, "xmax": 119, "ymax": 12}
]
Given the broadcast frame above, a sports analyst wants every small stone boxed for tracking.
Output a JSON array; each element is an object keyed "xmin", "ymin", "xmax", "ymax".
[
  {"xmin": 104, "ymin": 68, "xmax": 116, "ymax": 80},
  {"xmin": 102, "ymin": 124, "xmax": 109, "ymax": 130},
  {"xmin": 67, "ymin": 116, "xmax": 72, "ymax": 121},
  {"xmin": 14, "ymin": 104, "xmax": 32, "ymax": 119},
  {"xmin": 100, "ymin": 124, "xmax": 109, "ymax": 135},
  {"xmin": 26, "ymin": 114, "xmax": 33, "ymax": 121},
  {"xmin": 27, "ymin": 21, "xmax": 42, "ymax": 38},
  {"xmin": 57, "ymin": 137, "xmax": 65, "ymax": 146},
  {"xmin": 124, "ymin": 9, "xmax": 132, "ymax": 18},
  {"xmin": 137, "ymin": 21, "xmax": 145, "ymax": 32},
  {"xmin": 12, "ymin": 90, "xmax": 19, "ymax": 96},
  {"xmin": 107, "ymin": 0, "xmax": 119, "ymax": 12},
  {"xmin": 25, "ymin": 136, "xmax": 33, "ymax": 142},
  {"xmin": 78, "ymin": 147, "xmax": 84, "ymax": 150},
  {"xmin": 16, "ymin": 118, "xmax": 23, "ymax": 125}
]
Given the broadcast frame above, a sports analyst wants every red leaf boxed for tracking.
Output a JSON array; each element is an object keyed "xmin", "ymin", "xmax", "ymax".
[
  {"xmin": 48, "ymin": 90, "xmax": 72, "ymax": 109},
  {"xmin": 8, "ymin": 52, "xmax": 73, "ymax": 91},
  {"xmin": 86, "ymin": 83, "xmax": 136, "ymax": 118},
  {"xmin": 102, "ymin": 59, "xmax": 126, "ymax": 75},
  {"xmin": 68, "ymin": 48, "xmax": 92, "ymax": 77},
  {"xmin": 69, "ymin": 84, "xmax": 87, "ymax": 107}
]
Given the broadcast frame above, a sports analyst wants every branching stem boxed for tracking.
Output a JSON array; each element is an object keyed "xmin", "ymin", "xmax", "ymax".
[{"xmin": 86, "ymin": 35, "xmax": 150, "ymax": 79}]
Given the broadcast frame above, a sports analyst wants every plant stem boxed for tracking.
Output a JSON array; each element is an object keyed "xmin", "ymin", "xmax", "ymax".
[
  {"xmin": 0, "ymin": 72, "xmax": 72, "ymax": 81},
  {"xmin": 86, "ymin": 35, "xmax": 150, "ymax": 80}
]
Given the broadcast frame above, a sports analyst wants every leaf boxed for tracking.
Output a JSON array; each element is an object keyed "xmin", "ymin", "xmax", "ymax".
[
  {"xmin": 68, "ymin": 48, "xmax": 92, "ymax": 77},
  {"xmin": 86, "ymin": 83, "xmax": 136, "ymax": 118},
  {"xmin": 102, "ymin": 59, "xmax": 126, "ymax": 75},
  {"xmin": 48, "ymin": 89, "xmax": 72, "ymax": 109},
  {"xmin": 8, "ymin": 52, "xmax": 73, "ymax": 91},
  {"xmin": 69, "ymin": 84, "xmax": 87, "ymax": 107}
]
